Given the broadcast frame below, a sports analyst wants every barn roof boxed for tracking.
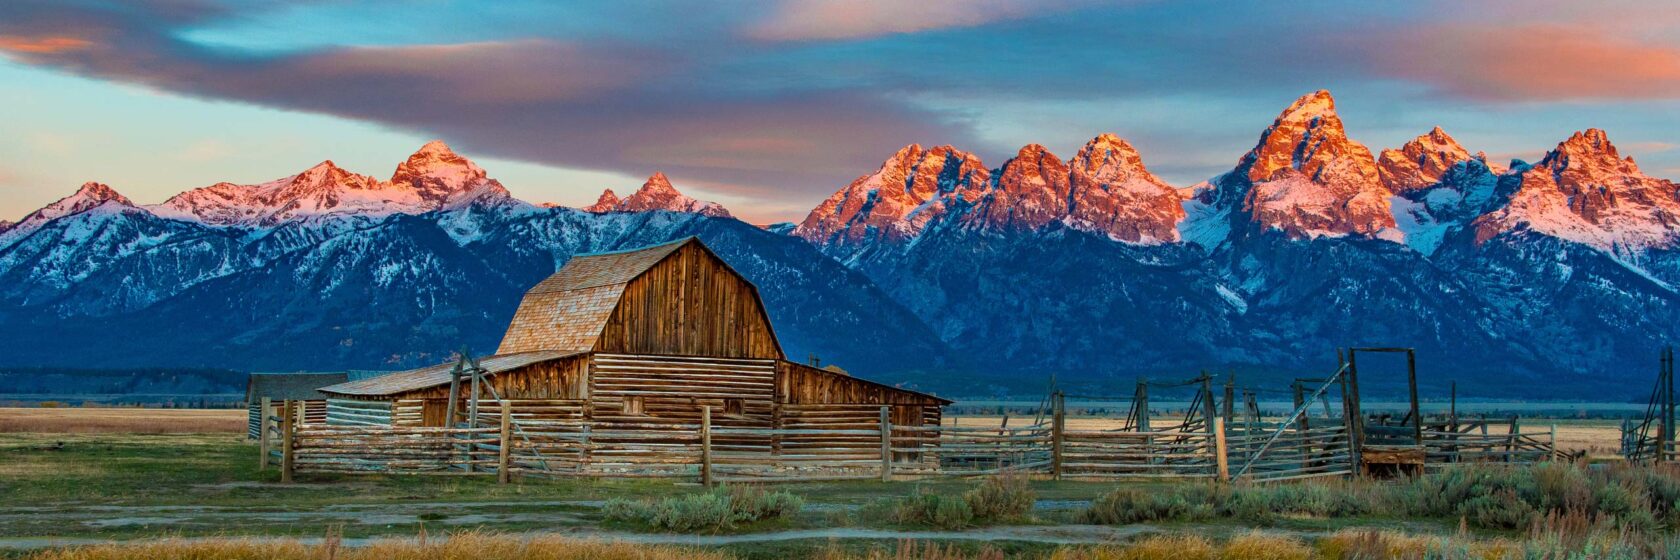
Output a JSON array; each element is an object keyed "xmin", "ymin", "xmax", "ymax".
[
  {"xmin": 498, "ymin": 237, "xmax": 721, "ymax": 355},
  {"xmin": 246, "ymin": 372, "xmax": 349, "ymax": 402},
  {"xmin": 316, "ymin": 351, "xmax": 580, "ymax": 397}
]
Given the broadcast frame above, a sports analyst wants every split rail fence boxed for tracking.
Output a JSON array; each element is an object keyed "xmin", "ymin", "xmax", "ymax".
[{"xmin": 256, "ymin": 397, "xmax": 1555, "ymax": 485}]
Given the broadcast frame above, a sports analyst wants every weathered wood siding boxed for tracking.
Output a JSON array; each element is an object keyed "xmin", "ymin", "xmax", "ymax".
[
  {"xmin": 590, "ymin": 353, "xmax": 777, "ymax": 454},
  {"xmin": 595, "ymin": 243, "xmax": 782, "ymax": 359},
  {"xmin": 395, "ymin": 356, "xmax": 589, "ymax": 402},
  {"xmin": 326, "ymin": 399, "xmax": 392, "ymax": 427}
]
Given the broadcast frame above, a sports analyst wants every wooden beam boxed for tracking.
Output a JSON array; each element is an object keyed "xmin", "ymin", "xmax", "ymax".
[
  {"xmin": 700, "ymin": 406, "xmax": 713, "ymax": 486},
  {"xmin": 258, "ymin": 397, "xmax": 272, "ymax": 471},
  {"xmin": 498, "ymin": 400, "xmax": 512, "ymax": 484},
  {"xmin": 280, "ymin": 400, "xmax": 295, "ymax": 484}
]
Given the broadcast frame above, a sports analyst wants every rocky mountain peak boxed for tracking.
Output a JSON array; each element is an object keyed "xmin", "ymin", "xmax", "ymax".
[
  {"xmin": 1378, "ymin": 126, "xmax": 1474, "ymax": 193},
  {"xmin": 793, "ymin": 144, "xmax": 988, "ymax": 250},
  {"xmin": 583, "ymin": 189, "xmax": 620, "ymax": 212},
  {"xmin": 70, "ymin": 181, "xmax": 134, "ymax": 206},
  {"xmin": 390, "ymin": 141, "xmax": 492, "ymax": 203},
  {"xmin": 1225, "ymin": 90, "xmax": 1394, "ymax": 238},
  {"xmin": 1070, "ymin": 133, "xmax": 1150, "ymax": 184},
  {"xmin": 605, "ymin": 173, "xmax": 732, "ymax": 218},
  {"xmin": 1543, "ymin": 128, "xmax": 1640, "ymax": 176},
  {"xmin": 1064, "ymin": 134, "xmax": 1184, "ymax": 243},
  {"xmin": 1475, "ymin": 129, "xmax": 1680, "ymax": 250}
]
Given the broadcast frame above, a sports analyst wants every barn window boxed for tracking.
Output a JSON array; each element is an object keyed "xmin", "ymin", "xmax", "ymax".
[
  {"xmin": 724, "ymin": 398, "xmax": 744, "ymax": 417},
  {"xmin": 623, "ymin": 396, "xmax": 645, "ymax": 415}
]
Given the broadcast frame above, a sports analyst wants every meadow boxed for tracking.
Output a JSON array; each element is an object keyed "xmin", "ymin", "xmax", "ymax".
[{"xmin": 0, "ymin": 407, "xmax": 1664, "ymax": 559}]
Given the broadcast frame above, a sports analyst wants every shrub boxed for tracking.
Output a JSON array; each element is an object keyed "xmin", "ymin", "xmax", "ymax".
[
  {"xmin": 1461, "ymin": 488, "xmax": 1535, "ymax": 530},
  {"xmin": 964, "ymin": 474, "xmax": 1035, "ymax": 522},
  {"xmin": 874, "ymin": 491, "xmax": 975, "ymax": 530},
  {"xmin": 602, "ymin": 485, "xmax": 802, "ymax": 533}
]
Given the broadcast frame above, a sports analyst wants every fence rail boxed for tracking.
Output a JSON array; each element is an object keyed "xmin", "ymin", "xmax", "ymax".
[{"xmin": 262, "ymin": 398, "xmax": 1558, "ymax": 485}]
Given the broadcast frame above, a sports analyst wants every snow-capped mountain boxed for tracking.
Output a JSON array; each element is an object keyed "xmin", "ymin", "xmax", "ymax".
[
  {"xmin": 788, "ymin": 90, "xmax": 1680, "ymax": 395},
  {"xmin": 0, "ymin": 182, "xmax": 137, "ymax": 246},
  {"xmin": 148, "ymin": 142, "xmax": 520, "ymax": 227},
  {"xmin": 5, "ymin": 94, "xmax": 1680, "ymax": 396},
  {"xmin": 583, "ymin": 173, "xmax": 732, "ymax": 218},
  {"xmin": 1474, "ymin": 129, "xmax": 1680, "ymax": 253},
  {"xmin": 794, "ymin": 134, "xmax": 1185, "ymax": 261}
]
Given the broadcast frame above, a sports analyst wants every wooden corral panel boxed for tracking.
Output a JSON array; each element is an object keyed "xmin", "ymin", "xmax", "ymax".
[{"xmin": 596, "ymin": 242, "xmax": 782, "ymax": 360}]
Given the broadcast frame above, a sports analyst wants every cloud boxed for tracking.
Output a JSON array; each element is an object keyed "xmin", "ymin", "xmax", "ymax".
[
  {"xmin": 745, "ymin": 0, "xmax": 1099, "ymax": 42},
  {"xmin": 1353, "ymin": 23, "xmax": 1680, "ymax": 101},
  {"xmin": 0, "ymin": 1, "xmax": 976, "ymax": 213},
  {"xmin": 0, "ymin": 35, "xmax": 93, "ymax": 54}
]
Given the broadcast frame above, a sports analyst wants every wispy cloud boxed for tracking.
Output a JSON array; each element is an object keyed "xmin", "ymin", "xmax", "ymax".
[
  {"xmin": 1356, "ymin": 23, "xmax": 1680, "ymax": 101},
  {"xmin": 745, "ymin": 0, "xmax": 1101, "ymax": 42}
]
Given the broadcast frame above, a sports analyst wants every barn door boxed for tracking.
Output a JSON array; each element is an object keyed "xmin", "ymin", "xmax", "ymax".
[{"xmin": 421, "ymin": 399, "xmax": 451, "ymax": 427}]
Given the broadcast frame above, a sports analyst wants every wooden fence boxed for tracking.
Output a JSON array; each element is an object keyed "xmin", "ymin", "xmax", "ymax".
[{"xmin": 258, "ymin": 399, "xmax": 1556, "ymax": 485}]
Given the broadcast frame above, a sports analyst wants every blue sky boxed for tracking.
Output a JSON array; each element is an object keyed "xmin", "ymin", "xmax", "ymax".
[{"xmin": 2, "ymin": 0, "xmax": 1679, "ymax": 223}]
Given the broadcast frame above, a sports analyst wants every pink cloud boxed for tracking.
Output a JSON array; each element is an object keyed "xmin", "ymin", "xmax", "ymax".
[
  {"xmin": 0, "ymin": 35, "xmax": 92, "ymax": 54},
  {"xmin": 746, "ymin": 0, "xmax": 1101, "ymax": 42},
  {"xmin": 1362, "ymin": 23, "xmax": 1680, "ymax": 101}
]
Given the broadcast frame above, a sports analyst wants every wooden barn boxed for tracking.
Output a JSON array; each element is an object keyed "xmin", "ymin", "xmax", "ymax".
[
  {"xmin": 316, "ymin": 237, "xmax": 949, "ymax": 467},
  {"xmin": 245, "ymin": 372, "xmax": 348, "ymax": 438}
]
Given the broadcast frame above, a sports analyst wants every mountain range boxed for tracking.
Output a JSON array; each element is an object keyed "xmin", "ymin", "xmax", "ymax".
[{"xmin": 4, "ymin": 90, "xmax": 1677, "ymax": 398}]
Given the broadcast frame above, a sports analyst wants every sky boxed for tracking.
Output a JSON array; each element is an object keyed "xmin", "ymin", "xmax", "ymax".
[{"xmin": 2, "ymin": 1, "xmax": 1679, "ymax": 225}]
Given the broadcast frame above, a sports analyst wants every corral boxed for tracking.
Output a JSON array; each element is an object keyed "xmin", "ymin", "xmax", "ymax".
[{"xmin": 251, "ymin": 239, "xmax": 1563, "ymax": 486}]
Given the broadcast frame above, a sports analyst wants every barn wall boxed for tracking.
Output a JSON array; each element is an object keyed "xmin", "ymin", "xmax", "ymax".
[
  {"xmin": 590, "ymin": 353, "xmax": 778, "ymax": 453},
  {"xmin": 595, "ymin": 243, "xmax": 782, "ymax": 359},
  {"xmin": 395, "ymin": 356, "xmax": 590, "ymax": 402},
  {"xmin": 326, "ymin": 399, "xmax": 392, "ymax": 427}
]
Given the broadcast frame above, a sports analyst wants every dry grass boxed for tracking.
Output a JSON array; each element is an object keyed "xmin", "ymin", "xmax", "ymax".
[
  {"xmin": 0, "ymin": 407, "xmax": 244, "ymax": 434},
  {"xmin": 23, "ymin": 532, "xmax": 733, "ymax": 560}
]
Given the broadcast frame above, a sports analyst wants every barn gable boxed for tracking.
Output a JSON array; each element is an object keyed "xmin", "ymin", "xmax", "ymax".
[{"xmin": 498, "ymin": 237, "xmax": 783, "ymax": 359}]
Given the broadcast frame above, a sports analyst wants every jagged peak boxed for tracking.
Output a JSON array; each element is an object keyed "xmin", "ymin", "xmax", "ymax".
[
  {"xmin": 637, "ymin": 172, "xmax": 679, "ymax": 195},
  {"xmin": 414, "ymin": 139, "xmax": 455, "ymax": 155},
  {"xmin": 582, "ymin": 189, "xmax": 620, "ymax": 213},
  {"xmin": 71, "ymin": 181, "xmax": 132, "ymax": 204},
  {"xmin": 1071, "ymin": 133, "xmax": 1151, "ymax": 182},
  {"xmin": 1541, "ymin": 128, "xmax": 1641, "ymax": 175},
  {"xmin": 1275, "ymin": 89, "xmax": 1337, "ymax": 123}
]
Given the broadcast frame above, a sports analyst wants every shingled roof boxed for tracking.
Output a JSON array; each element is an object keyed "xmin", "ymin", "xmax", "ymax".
[
  {"xmin": 317, "ymin": 351, "xmax": 578, "ymax": 397},
  {"xmin": 496, "ymin": 238, "xmax": 693, "ymax": 354},
  {"xmin": 247, "ymin": 372, "xmax": 349, "ymax": 402}
]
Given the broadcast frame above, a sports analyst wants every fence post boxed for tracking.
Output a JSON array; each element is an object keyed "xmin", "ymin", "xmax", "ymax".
[
  {"xmin": 879, "ymin": 406, "xmax": 893, "ymax": 482},
  {"xmin": 258, "ymin": 397, "xmax": 272, "ymax": 470},
  {"xmin": 701, "ymin": 406, "xmax": 713, "ymax": 487},
  {"xmin": 498, "ymin": 400, "xmax": 512, "ymax": 484},
  {"xmin": 280, "ymin": 400, "xmax": 296, "ymax": 484},
  {"xmin": 1051, "ymin": 391, "xmax": 1065, "ymax": 480},
  {"xmin": 1549, "ymin": 423, "xmax": 1557, "ymax": 461},
  {"xmin": 1214, "ymin": 417, "xmax": 1230, "ymax": 482}
]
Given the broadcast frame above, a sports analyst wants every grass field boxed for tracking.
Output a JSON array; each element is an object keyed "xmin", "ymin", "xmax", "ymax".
[
  {"xmin": 0, "ymin": 407, "xmax": 243, "ymax": 434},
  {"xmin": 0, "ymin": 408, "xmax": 1660, "ymax": 558}
]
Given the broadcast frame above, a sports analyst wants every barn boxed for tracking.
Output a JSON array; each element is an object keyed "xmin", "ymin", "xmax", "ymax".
[
  {"xmin": 244, "ymin": 372, "xmax": 348, "ymax": 438},
  {"xmin": 315, "ymin": 237, "xmax": 949, "ymax": 461}
]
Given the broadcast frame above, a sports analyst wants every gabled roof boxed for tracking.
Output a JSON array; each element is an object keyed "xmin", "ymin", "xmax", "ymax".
[
  {"xmin": 247, "ymin": 372, "xmax": 349, "ymax": 401},
  {"xmin": 498, "ymin": 237, "xmax": 714, "ymax": 355},
  {"xmin": 317, "ymin": 351, "xmax": 579, "ymax": 397}
]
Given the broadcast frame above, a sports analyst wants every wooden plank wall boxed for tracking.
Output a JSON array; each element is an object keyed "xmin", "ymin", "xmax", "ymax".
[
  {"xmin": 777, "ymin": 361, "xmax": 947, "ymax": 408},
  {"xmin": 588, "ymin": 353, "xmax": 776, "ymax": 471},
  {"xmin": 595, "ymin": 243, "xmax": 781, "ymax": 359},
  {"xmin": 326, "ymin": 399, "xmax": 393, "ymax": 427}
]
